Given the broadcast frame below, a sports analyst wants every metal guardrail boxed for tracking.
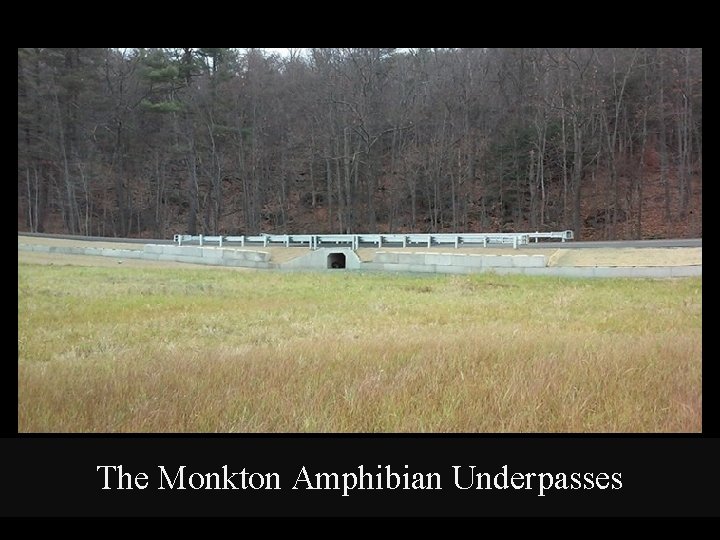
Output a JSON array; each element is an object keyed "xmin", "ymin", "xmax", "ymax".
[
  {"xmin": 173, "ymin": 231, "xmax": 574, "ymax": 250},
  {"xmin": 528, "ymin": 230, "xmax": 574, "ymax": 242}
]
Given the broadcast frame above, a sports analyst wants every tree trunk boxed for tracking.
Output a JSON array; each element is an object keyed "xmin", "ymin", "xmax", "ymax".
[
  {"xmin": 571, "ymin": 121, "xmax": 584, "ymax": 240},
  {"xmin": 186, "ymin": 148, "xmax": 199, "ymax": 235}
]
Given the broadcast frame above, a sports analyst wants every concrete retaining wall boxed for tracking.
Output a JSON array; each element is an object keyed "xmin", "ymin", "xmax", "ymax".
[
  {"xmin": 18, "ymin": 243, "xmax": 274, "ymax": 269},
  {"xmin": 19, "ymin": 243, "xmax": 145, "ymax": 260},
  {"xmin": 18, "ymin": 243, "xmax": 702, "ymax": 278},
  {"xmin": 365, "ymin": 260, "xmax": 702, "ymax": 278},
  {"xmin": 372, "ymin": 251, "xmax": 546, "ymax": 270}
]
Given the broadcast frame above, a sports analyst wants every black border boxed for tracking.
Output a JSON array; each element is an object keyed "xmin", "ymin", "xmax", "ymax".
[{"xmin": 3, "ymin": 434, "xmax": 717, "ymax": 517}]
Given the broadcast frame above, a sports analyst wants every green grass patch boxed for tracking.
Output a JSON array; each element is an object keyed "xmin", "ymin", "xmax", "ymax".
[{"xmin": 18, "ymin": 263, "xmax": 702, "ymax": 432}]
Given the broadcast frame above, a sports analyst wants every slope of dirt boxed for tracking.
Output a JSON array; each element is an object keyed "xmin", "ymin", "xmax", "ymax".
[{"xmin": 548, "ymin": 248, "xmax": 701, "ymax": 267}]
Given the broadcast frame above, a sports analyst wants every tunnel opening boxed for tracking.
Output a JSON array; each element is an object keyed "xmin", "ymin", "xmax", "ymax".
[{"xmin": 327, "ymin": 252, "xmax": 346, "ymax": 269}]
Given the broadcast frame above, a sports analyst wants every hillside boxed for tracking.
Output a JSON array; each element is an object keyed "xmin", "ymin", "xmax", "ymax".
[{"xmin": 18, "ymin": 48, "xmax": 701, "ymax": 241}]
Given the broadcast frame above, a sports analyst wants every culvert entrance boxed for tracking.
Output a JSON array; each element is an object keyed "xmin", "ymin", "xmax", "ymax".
[{"xmin": 327, "ymin": 252, "xmax": 346, "ymax": 269}]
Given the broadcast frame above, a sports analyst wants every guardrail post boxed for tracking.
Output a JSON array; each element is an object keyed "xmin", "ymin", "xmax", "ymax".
[
  {"xmin": 483, "ymin": 237, "xmax": 487, "ymax": 248},
  {"xmin": 178, "ymin": 235, "xmax": 183, "ymax": 246},
  {"xmin": 263, "ymin": 236, "xmax": 268, "ymax": 247},
  {"xmin": 199, "ymin": 234, "xmax": 203, "ymax": 246},
  {"xmin": 427, "ymin": 236, "xmax": 432, "ymax": 248},
  {"xmin": 454, "ymin": 235, "xmax": 459, "ymax": 248},
  {"xmin": 240, "ymin": 235, "xmax": 245, "ymax": 247},
  {"xmin": 285, "ymin": 235, "xmax": 290, "ymax": 247},
  {"xmin": 402, "ymin": 236, "xmax": 407, "ymax": 248},
  {"xmin": 513, "ymin": 236, "xmax": 518, "ymax": 249},
  {"xmin": 219, "ymin": 236, "xmax": 223, "ymax": 247}
]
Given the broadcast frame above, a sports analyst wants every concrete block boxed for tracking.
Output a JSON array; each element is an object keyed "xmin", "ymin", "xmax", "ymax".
[
  {"xmin": 408, "ymin": 264, "xmax": 436, "ymax": 273},
  {"xmin": 84, "ymin": 247, "xmax": 102, "ymax": 256},
  {"xmin": 202, "ymin": 247, "xmax": 222, "ymax": 258},
  {"xmin": 32, "ymin": 245, "xmax": 50, "ymax": 253},
  {"xmin": 450, "ymin": 254, "xmax": 469, "ymax": 266},
  {"xmin": 523, "ymin": 267, "xmax": 554, "ymax": 277},
  {"xmin": 345, "ymin": 253, "xmax": 362, "ymax": 270},
  {"xmin": 397, "ymin": 253, "xmax": 427, "ymax": 265},
  {"xmin": 619, "ymin": 266, "xmax": 672, "ymax": 278},
  {"xmin": 222, "ymin": 249, "xmax": 244, "ymax": 260},
  {"xmin": 618, "ymin": 267, "xmax": 645, "ymax": 278},
  {"xmin": 143, "ymin": 244, "xmax": 164, "ymax": 254},
  {"xmin": 463, "ymin": 255, "xmax": 484, "ymax": 268},
  {"xmin": 229, "ymin": 260, "xmax": 260, "ymax": 268},
  {"xmin": 512, "ymin": 255, "xmax": 546, "ymax": 268},
  {"xmin": 435, "ymin": 265, "xmax": 470, "ymax": 274},
  {"xmin": 223, "ymin": 249, "xmax": 270, "ymax": 261},
  {"xmin": 374, "ymin": 252, "xmax": 399, "ymax": 264},
  {"xmin": 483, "ymin": 267, "xmax": 523, "ymax": 275},
  {"xmin": 592, "ymin": 267, "xmax": 624, "ymax": 278},
  {"xmin": 175, "ymin": 255, "xmax": 204, "ymax": 265},
  {"xmin": 222, "ymin": 259, "xmax": 247, "ymax": 268},
  {"xmin": 670, "ymin": 266, "xmax": 702, "ymax": 278},
  {"xmin": 425, "ymin": 253, "xmax": 453, "ymax": 266},
  {"xmin": 551, "ymin": 267, "xmax": 595, "ymax": 278},
  {"xmin": 482, "ymin": 255, "xmax": 514, "ymax": 268},
  {"xmin": 171, "ymin": 246, "xmax": 203, "ymax": 257},
  {"xmin": 244, "ymin": 251, "xmax": 270, "ymax": 263},
  {"xmin": 155, "ymin": 254, "xmax": 196, "ymax": 264},
  {"xmin": 387, "ymin": 263, "xmax": 410, "ymax": 273}
]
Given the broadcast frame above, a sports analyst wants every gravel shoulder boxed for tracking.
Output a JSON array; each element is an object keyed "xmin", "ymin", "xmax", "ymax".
[{"xmin": 548, "ymin": 247, "xmax": 701, "ymax": 267}]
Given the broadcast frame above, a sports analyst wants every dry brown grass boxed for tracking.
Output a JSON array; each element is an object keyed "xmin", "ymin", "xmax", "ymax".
[{"xmin": 18, "ymin": 262, "xmax": 701, "ymax": 433}]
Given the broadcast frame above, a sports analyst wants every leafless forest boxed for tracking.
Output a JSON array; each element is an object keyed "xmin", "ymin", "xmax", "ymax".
[{"xmin": 17, "ymin": 48, "xmax": 702, "ymax": 240}]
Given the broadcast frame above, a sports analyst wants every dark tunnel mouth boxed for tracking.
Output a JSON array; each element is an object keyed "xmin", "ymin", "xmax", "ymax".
[{"xmin": 327, "ymin": 252, "xmax": 346, "ymax": 269}]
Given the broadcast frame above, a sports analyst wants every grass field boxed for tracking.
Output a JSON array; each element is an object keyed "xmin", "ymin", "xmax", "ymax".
[{"xmin": 18, "ymin": 261, "xmax": 702, "ymax": 432}]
